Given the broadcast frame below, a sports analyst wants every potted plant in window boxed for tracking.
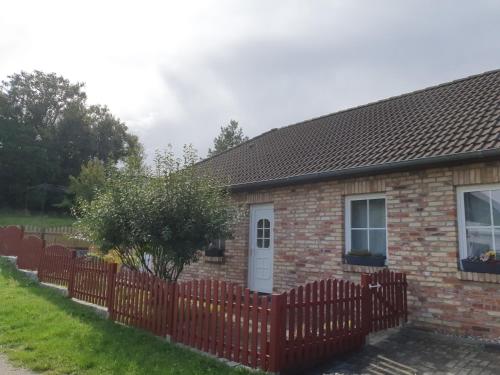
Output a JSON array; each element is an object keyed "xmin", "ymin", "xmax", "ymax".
[
  {"xmin": 345, "ymin": 249, "xmax": 386, "ymax": 267},
  {"xmin": 204, "ymin": 239, "xmax": 225, "ymax": 258},
  {"xmin": 461, "ymin": 250, "xmax": 500, "ymax": 274}
]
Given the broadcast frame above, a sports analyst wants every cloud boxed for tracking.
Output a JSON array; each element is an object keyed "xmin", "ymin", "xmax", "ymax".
[{"xmin": 1, "ymin": 1, "xmax": 499, "ymax": 161}]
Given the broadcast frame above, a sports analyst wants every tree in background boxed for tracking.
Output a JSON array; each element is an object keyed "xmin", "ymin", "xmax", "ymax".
[
  {"xmin": 76, "ymin": 146, "xmax": 239, "ymax": 281},
  {"xmin": 207, "ymin": 120, "xmax": 248, "ymax": 157},
  {"xmin": 0, "ymin": 70, "xmax": 140, "ymax": 210},
  {"xmin": 2, "ymin": 70, "xmax": 87, "ymax": 132}
]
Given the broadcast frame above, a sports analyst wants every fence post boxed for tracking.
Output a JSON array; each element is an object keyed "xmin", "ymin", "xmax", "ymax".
[
  {"xmin": 360, "ymin": 273, "xmax": 372, "ymax": 335},
  {"xmin": 106, "ymin": 263, "xmax": 118, "ymax": 319},
  {"xmin": 269, "ymin": 293, "xmax": 286, "ymax": 373},
  {"xmin": 67, "ymin": 250, "xmax": 77, "ymax": 298}
]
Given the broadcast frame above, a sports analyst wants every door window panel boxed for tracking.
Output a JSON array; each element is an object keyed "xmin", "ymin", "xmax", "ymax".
[{"xmin": 256, "ymin": 218, "xmax": 271, "ymax": 249}]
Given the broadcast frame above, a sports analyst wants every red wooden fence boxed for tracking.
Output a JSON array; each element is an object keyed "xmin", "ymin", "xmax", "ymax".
[
  {"xmin": 69, "ymin": 257, "xmax": 117, "ymax": 307},
  {"xmin": 8, "ymin": 243, "xmax": 408, "ymax": 373},
  {"xmin": 111, "ymin": 269, "xmax": 174, "ymax": 337},
  {"xmin": 16, "ymin": 235, "xmax": 44, "ymax": 271},
  {"xmin": 360, "ymin": 269, "xmax": 408, "ymax": 333},
  {"xmin": 279, "ymin": 279, "xmax": 367, "ymax": 372},
  {"xmin": 171, "ymin": 280, "xmax": 275, "ymax": 370},
  {"xmin": 38, "ymin": 245, "xmax": 76, "ymax": 286},
  {"xmin": 0, "ymin": 226, "xmax": 24, "ymax": 256}
]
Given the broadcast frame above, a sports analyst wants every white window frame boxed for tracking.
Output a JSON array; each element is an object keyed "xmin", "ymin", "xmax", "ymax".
[
  {"xmin": 456, "ymin": 183, "xmax": 500, "ymax": 263},
  {"xmin": 345, "ymin": 193, "xmax": 388, "ymax": 257}
]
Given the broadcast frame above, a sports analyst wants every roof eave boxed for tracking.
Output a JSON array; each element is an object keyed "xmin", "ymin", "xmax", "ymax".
[{"xmin": 228, "ymin": 148, "xmax": 500, "ymax": 192}]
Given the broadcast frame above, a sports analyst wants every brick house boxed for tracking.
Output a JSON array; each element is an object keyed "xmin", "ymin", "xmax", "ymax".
[{"xmin": 183, "ymin": 70, "xmax": 500, "ymax": 340}]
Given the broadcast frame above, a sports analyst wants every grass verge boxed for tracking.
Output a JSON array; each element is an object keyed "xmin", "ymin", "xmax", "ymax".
[
  {"xmin": 0, "ymin": 258, "xmax": 254, "ymax": 375},
  {"xmin": 0, "ymin": 210, "xmax": 74, "ymax": 228}
]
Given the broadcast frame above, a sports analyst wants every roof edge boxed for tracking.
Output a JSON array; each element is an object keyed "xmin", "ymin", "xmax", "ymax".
[{"xmin": 229, "ymin": 148, "xmax": 500, "ymax": 192}]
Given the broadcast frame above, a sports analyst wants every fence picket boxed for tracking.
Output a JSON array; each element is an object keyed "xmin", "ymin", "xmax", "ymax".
[
  {"xmin": 190, "ymin": 280, "xmax": 198, "ymax": 347},
  {"xmin": 202, "ymin": 280, "xmax": 211, "ymax": 352},
  {"xmin": 312, "ymin": 281, "xmax": 318, "ymax": 359},
  {"xmin": 211, "ymin": 280, "xmax": 219, "ymax": 354},
  {"xmin": 225, "ymin": 283, "xmax": 234, "ymax": 360},
  {"xmin": 288, "ymin": 287, "xmax": 296, "ymax": 364},
  {"xmin": 296, "ymin": 285, "xmax": 304, "ymax": 365},
  {"xmin": 319, "ymin": 280, "xmax": 325, "ymax": 357},
  {"xmin": 259, "ymin": 295, "xmax": 269, "ymax": 370},
  {"xmin": 250, "ymin": 291, "xmax": 259, "ymax": 368},
  {"xmin": 242, "ymin": 288, "xmax": 250, "ymax": 365},
  {"xmin": 304, "ymin": 283, "xmax": 311, "ymax": 364},
  {"xmin": 217, "ymin": 281, "xmax": 226, "ymax": 356},
  {"xmin": 233, "ymin": 285, "xmax": 242, "ymax": 362},
  {"xmin": 197, "ymin": 279, "xmax": 203, "ymax": 347}
]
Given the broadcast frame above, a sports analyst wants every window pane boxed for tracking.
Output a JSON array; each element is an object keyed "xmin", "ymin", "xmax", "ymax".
[
  {"xmin": 264, "ymin": 228, "xmax": 270, "ymax": 239},
  {"xmin": 351, "ymin": 229, "xmax": 368, "ymax": 251},
  {"xmin": 464, "ymin": 191, "xmax": 491, "ymax": 226},
  {"xmin": 257, "ymin": 228, "xmax": 263, "ymax": 238},
  {"xmin": 257, "ymin": 239, "xmax": 263, "ymax": 248},
  {"xmin": 351, "ymin": 200, "xmax": 367, "ymax": 228},
  {"xmin": 264, "ymin": 239, "xmax": 270, "ymax": 248},
  {"xmin": 466, "ymin": 228, "xmax": 493, "ymax": 257},
  {"xmin": 492, "ymin": 190, "xmax": 500, "ymax": 226},
  {"xmin": 369, "ymin": 199, "xmax": 386, "ymax": 228},
  {"xmin": 369, "ymin": 230, "xmax": 386, "ymax": 256},
  {"xmin": 257, "ymin": 219, "xmax": 264, "ymax": 229},
  {"xmin": 263, "ymin": 219, "xmax": 270, "ymax": 229},
  {"xmin": 495, "ymin": 228, "xmax": 500, "ymax": 258}
]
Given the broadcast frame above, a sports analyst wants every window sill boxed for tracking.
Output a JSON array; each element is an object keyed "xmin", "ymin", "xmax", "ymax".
[
  {"xmin": 342, "ymin": 263, "xmax": 387, "ymax": 274},
  {"xmin": 456, "ymin": 271, "xmax": 500, "ymax": 284},
  {"xmin": 204, "ymin": 255, "xmax": 225, "ymax": 264}
]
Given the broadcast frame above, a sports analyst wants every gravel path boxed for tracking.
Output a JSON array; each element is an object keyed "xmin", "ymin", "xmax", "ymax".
[{"xmin": 0, "ymin": 355, "xmax": 35, "ymax": 375}]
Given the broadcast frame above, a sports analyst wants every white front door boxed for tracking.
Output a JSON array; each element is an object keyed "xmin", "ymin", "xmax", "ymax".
[{"xmin": 248, "ymin": 204, "xmax": 274, "ymax": 293}]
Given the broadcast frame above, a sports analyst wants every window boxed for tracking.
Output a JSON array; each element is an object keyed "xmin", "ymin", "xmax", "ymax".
[
  {"xmin": 205, "ymin": 239, "xmax": 225, "ymax": 257},
  {"xmin": 457, "ymin": 185, "xmax": 500, "ymax": 261},
  {"xmin": 345, "ymin": 195, "xmax": 387, "ymax": 256},
  {"xmin": 256, "ymin": 218, "xmax": 271, "ymax": 248},
  {"xmin": 208, "ymin": 239, "xmax": 225, "ymax": 251}
]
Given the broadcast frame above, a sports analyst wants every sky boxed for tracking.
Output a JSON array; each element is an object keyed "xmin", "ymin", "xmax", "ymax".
[{"xmin": 1, "ymin": 1, "xmax": 499, "ymax": 161}]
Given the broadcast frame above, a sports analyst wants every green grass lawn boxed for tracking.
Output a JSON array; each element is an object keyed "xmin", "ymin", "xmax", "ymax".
[
  {"xmin": 0, "ymin": 258, "xmax": 254, "ymax": 375},
  {"xmin": 0, "ymin": 210, "xmax": 75, "ymax": 228}
]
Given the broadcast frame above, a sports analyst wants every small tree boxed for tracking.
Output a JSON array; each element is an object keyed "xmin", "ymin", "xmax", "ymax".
[
  {"xmin": 68, "ymin": 159, "xmax": 106, "ymax": 203},
  {"xmin": 76, "ymin": 146, "xmax": 238, "ymax": 281},
  {"xmin": 208, "ymin": 120, "xmax": 248, "ymax": 157}
]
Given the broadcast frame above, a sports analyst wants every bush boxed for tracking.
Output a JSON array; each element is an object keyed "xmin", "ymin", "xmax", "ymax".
[{"xmin": 76, "ymin": 146, "xmax": 239, "ymax": 281}]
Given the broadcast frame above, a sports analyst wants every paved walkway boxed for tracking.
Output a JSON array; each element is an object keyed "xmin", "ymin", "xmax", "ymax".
[
  {"xmin": 310, "ymin": 327, "xmax": 500, "ymax": 375},
  {"xmin": 0, "ymin": 355, "xmax": 35, "ymax": 375}
]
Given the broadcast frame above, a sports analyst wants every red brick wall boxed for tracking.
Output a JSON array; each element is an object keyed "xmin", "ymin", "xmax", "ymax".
[{"xmin": 182, "ymin": 161, "xmax": 500, "ymax": 340}]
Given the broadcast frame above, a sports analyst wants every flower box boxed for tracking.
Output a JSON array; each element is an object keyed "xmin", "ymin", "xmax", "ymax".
[
  {"xmin": 205, "ymin": 239, "xmax": 225, "ymax": 258},
  {"xmin": 461, "ymin": 259, "xmax": 500, "ymax": 274},
  {"xmin": 345, "ymin": 254, "xmax": 386, "ymax": 267},
  {"xmin": 204, "ymin": 248, "xmax": 224, "ymax": 257}
]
